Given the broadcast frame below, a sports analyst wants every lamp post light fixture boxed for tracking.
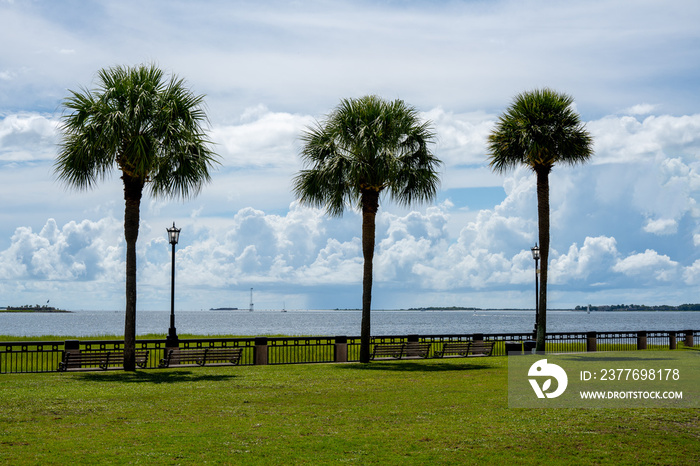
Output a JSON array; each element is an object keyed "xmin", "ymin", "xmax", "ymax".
[
  {"xmin": 166, "ymin": 222, "xmax": 181, "ymax": 347},
  {"xmin": 531, "ymin": 244, "xmax": 540, "ymax": 336}
]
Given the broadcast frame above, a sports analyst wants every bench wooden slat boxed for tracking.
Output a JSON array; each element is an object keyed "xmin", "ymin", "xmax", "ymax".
[
  {"xmin": 469, "ymin": 341, "xmax": 494, "ymax": 356},
  {"xmin": 403, "ymin": 342, "xmax": 431, "ymax": 358},
  {"xmin": 370, "ymin": 342, "xmax": 431, "ymax": 360},
  {"xmin": 434, "ymin": 342, "xmax": 471, "ymax": 357},
  {"xmin": 58, "ymin": 350, "xmax": 148, "ymax": 371},
  {"xmin": 159, "ymin": 347, "xmax": 243, "ymax": 368},
  {"xmin": 434, "ymin": 341, "xmax": 494, "ymax": 358},
  {"xmin": 371, "ymin": 344, "xmax": 405, "ymax": 359}
]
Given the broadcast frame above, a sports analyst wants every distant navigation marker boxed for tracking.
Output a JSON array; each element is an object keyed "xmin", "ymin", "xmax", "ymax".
[{"xmin": 249, "ymin": 288, "xmax": 254, "ymax": 312}]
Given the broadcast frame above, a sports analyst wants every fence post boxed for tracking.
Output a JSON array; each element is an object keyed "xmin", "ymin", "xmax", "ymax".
[
  {"xmin": 636, "ymin": 331, "xmax": 647, "ymax": 350},
  {"xmin": 64, "ymin": 339, "xmax": 80, "ymax": 354},
  {"xmin": 254, "ymin": 337, "xmax": 268, "ymax": 365},
  {"xmin": 523, "ymin": 339, "xmax": 536, "ymax": 353},
  {"xmin": 669, "ymin": 332, "xmax": 676, "ymax": 350},
  {"xmin": 472, "ymin": 333, "xmax": 484, "ymax": 343},
  {"xmin": 504, "ymin": 340, "xmax": 523, "ymax": 355},
  {"xmin": 407, "ymin": 334, "xmax": 419, "ymax": 343},
  {"xmin": 586, "ymin": 332, "xmax": 597, "ymax": 352},
  {"xmin": 334, "ymin": 336, "xmax": 348, "ymax": 363},
  {"xmin": 685, "ymin": 330, "xmax": 694, "ymax": 348}
]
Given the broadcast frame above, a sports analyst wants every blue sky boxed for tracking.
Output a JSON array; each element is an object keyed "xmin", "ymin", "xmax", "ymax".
[{"xmin": 1, "ymin": 0, "xmax": 699, "ymax": 311}]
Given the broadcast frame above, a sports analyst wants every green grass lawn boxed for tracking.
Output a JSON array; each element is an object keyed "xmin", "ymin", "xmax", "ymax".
[{"xmin": 1, "ymin": 357, "xmax": 698, "ymax": 464}]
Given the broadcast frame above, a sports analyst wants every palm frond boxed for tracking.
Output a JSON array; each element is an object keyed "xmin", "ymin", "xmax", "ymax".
[
  {"xmin": 294, "ymin": 95, "xmax": 441, "ymax": 216},
  {"xmin": 55, "ymin": 63, "xmax": 219, "ymax": 198},
  {"xmin": 487, "ymin": 88, "xmax": 593, "ymax": 173}
]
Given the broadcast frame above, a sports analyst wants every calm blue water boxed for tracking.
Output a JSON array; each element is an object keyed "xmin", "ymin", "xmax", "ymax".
[{"xmin": 1, "ymin": 310, "xmax": 698, "ymax": 338}]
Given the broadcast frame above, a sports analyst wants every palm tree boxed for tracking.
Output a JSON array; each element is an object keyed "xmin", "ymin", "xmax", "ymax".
[
  {"xmin": 294, "ymin": 95, "xmax": 441, "ymax": 363},
  {"xmin": 487, "ymin": 88, "xmax": 593, "ymax": 352},
  {"xmin": 55, "ymin": 64, "xmax": 219, "ymax": 370}
]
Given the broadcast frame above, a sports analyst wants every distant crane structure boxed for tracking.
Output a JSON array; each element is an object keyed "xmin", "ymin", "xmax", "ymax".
[{"xmin": 249, "ymin": 288, "xmax": 254, "ymax": 312}]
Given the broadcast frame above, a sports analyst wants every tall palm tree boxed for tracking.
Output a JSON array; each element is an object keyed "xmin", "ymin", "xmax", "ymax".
[
  {"xmin": 55, "ymin": 64, "xmax": 218, "ymax": 370},
  {"xmin": 487, "ymin": 88, "xmax": 593, "ymax": 352},
  {"xmin": 294, "ymin": 95, "xmax": 441, "ymax": 363}
]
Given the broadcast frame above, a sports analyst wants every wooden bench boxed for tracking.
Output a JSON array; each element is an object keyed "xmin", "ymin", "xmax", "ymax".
[
  {"xmin": 159, "ymin": 347, "xmax": 243, "ymax": 368},
  {"xmin": 58, "ymin": 350, "xmax": 149, "ymax": 371},
  {"xmin": 370, "ymin": 342, "xmax": 431, "ymax": 360},
  {"xmin": 434, "ymin": 341, "xmax": 494, "ymax": 358}
]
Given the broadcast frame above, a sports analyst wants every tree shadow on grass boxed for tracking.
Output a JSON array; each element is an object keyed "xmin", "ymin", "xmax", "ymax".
[
  {"xmin": 76, "ymin": 370, "xmax": 237, "ymax": 384},
  {"xmin": 336, "ymin": 361, "xmax": 494, "ymax": 372}
]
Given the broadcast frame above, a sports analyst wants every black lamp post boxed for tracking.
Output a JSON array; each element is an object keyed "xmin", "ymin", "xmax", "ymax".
[
  {"xmin": 166, "ymin": 222, "xmax": 181, "ymax": 347},
  {"xmin": 531, "ymin": 244, "xmax": 540, "ymax": 336}
]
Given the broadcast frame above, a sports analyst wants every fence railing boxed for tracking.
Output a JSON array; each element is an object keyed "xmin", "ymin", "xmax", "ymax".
[{"xmin": 1, "ymin": 330, "xmax": 697, "ymax": 374}]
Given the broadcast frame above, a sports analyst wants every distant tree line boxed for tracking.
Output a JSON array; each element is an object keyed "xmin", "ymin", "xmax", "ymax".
[
  {"xmin": 5, "ymin": 304, "xmax": 58, "ymax": 311},
  {"xmin": 575, "ymin": 304, "xmax": 700, "ymax": 312},
  {"xmin": 407, "ymin": 306, "xmax": 481, "ymax": 311}
]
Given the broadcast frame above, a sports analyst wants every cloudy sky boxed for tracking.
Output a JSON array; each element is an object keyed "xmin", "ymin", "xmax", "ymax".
[{"xmin": 1, "ymin": 0, "xmax": 699, "ymax": 312}]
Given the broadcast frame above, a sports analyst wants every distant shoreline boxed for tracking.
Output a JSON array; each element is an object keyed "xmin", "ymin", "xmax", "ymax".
[
  {"xmin": 351, "ymin": 307, "xmax": 700, "ymax": 312},
  {"xmin": 1, "ymin": 308, "xmax": 71, "ymax": 313},
  {"xmin": 2, "ymin": 306, "xmax": 699, "ymax": 313},
  {"xmin": 403, "ymin": 305, "xmax": 700, "ymax": 312}
]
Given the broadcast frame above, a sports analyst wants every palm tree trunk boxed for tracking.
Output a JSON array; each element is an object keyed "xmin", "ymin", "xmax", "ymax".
[
  {"xmin": 123, "ymin": 175, "xmax": 143, "ymax": 371},
  {"xmin": 359, "ymin": 189, "xmax": 379, "ymax": 363},
  {"xmin": 535, "ymin": 166, "xmax": 550, "ymax": 352}
]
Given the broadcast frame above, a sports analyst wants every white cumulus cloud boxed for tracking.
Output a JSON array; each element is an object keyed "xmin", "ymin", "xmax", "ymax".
[
  {"xmin": 0, "ymin": 113, "xmax": 59, "ymax": 162},
  {"xmin": 613, "ymin": 250, "xmax": 679, "ymax": 282}
]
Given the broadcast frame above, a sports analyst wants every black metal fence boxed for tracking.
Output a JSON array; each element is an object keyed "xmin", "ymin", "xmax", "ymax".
[{"xmin": 1, "ymin": 330, "xmax": 697, "ymax": 374}]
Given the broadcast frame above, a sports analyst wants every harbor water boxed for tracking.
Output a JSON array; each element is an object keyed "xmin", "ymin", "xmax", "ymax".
[{"xmin": 1, "ymin": 309, "xmax": 699, "ymax": 338}]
